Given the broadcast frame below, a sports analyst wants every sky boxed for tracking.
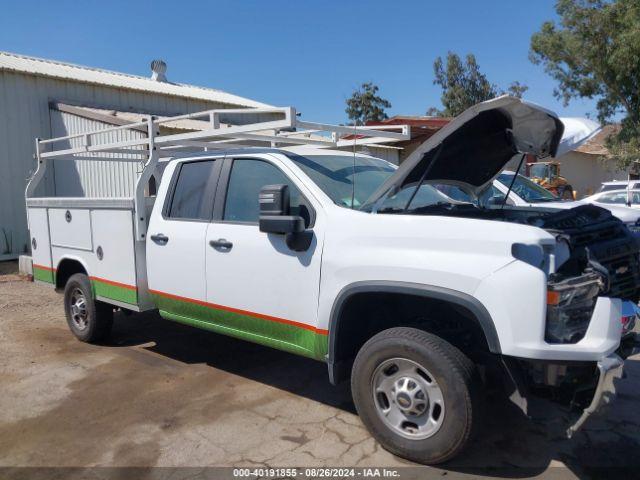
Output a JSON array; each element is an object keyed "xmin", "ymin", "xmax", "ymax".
[{"xmin": 0, "ymin": 0, "xmax": 598, "ymax": 124}]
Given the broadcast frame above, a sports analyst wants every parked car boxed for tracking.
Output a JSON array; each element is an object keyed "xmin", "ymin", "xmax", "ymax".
[
  {"xmin": 26, "ymin": 96, "xmax": 640, "ymax": 464},
  {"xmin": 600, "ymin": 180, "xmax": 640, "ymax": 192},
  {"xmin": 584, "ymin": 189, "xmax": 640, "ymax": 210}
]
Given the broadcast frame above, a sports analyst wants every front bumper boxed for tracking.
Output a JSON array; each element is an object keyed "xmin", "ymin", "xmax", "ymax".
[
  {"xmin": 501, "ymin": 301, "xmax": 639, "ymax": 437},
  {"xmin": 566, "ymin": 353, "xmax": 624, "ymax": 437},
  {"xmin": 566, "ymin": 303, "xmax": 639, "ymax": 436}
]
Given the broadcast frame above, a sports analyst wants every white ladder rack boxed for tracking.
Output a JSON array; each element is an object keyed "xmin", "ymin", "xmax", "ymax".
[{"xmin": 26, "ymin": 106, "xmax": 410, "ymax": 241}]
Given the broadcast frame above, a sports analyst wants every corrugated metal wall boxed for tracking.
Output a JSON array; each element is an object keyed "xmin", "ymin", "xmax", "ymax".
[
  {"xmin": 363, "ymin": 146, "xmax": 400, "ymax": 165},
  {"xmin": 50, "ymin": 110, "xmax": 146, "ymax": 197},
  {"xmin": 0, "ymin": 70, "xmax": 239, "ymax": 259}
]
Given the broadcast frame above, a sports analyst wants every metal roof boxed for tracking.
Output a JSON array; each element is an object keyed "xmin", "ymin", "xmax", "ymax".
[
  {"xmin": 0, "ymin": 51, "xmax": 271, "ymax": 108},
  {"xmin": 574, "ymin": 124, "xmax": 619, "ymax": 156}
]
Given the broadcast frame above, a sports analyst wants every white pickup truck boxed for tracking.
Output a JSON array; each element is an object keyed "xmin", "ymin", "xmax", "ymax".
[{"xmin": 26, "ymin": 96, "xmax": 640, "ymax": 464}]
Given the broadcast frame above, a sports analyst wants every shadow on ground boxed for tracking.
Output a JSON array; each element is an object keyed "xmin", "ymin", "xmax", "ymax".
[{"xmin": 106, "ymin": 310, "xmax": 640, "ymax": 479}]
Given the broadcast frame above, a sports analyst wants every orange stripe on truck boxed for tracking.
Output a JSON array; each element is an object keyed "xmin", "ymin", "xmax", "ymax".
[
  {"xmin": 89, "ymin": 276, "xmax": 137, "ymax": 291},
  {"xmin": 149, "ymin": 288, "xmax": 329, "ymax": 335}
]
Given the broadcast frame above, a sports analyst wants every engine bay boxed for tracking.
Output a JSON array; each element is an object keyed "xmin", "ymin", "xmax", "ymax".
[{"xmin": 402, "ymin": 202, "xmax": 640, "ymax": 303}]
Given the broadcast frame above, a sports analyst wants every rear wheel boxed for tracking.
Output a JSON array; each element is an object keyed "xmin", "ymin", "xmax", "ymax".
[
  {"xmin": 63, "ymin": 273, "xmax": 113, "ymax": 342},
  {"xmin": 351, "ymin": 327, "xmax": 481, "ymax": 464}
]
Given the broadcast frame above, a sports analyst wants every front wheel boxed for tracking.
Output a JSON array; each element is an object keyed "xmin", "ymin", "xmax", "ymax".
[
  {"xmin": 63, "ymin": 273, "xmax": 113, "ymax": 342},
  {"xmin": 351, "ymin": 327, "xmax": 481, "ymax": 464},
  {"xmin": 561, "ymin": 186, "xmax": 574, "ymax": 200}
]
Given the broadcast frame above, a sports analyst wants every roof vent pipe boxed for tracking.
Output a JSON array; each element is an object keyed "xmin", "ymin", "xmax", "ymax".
[{"xmin": 150, "ymin": 59, "xmax": 167, "ymax": 82}]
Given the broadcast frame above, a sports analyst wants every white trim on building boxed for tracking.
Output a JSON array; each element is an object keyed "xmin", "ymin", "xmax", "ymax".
[{"xmin": 0, "ymin": 51, "xmax": 271, "ymax": 108}]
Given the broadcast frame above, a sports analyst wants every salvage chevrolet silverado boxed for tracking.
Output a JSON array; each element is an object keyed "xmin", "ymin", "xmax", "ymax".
[{"xmin": 26, "ymin": 96, "xmax": 640, "ymax": 464}]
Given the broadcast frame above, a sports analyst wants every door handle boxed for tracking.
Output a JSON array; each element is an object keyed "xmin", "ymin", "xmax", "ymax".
[
  {"xmin": 150, "ymin": 233, "xmax": 169, "ymax": 245},
  {"xmin": 209, "ymin": 238, "xmax": 233, "ymax": 250}
]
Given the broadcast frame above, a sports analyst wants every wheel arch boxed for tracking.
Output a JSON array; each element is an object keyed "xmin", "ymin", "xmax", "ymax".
[
  {"xmin": 326, "ymin": 281, "xmax": 501, "ymax": 384},
  {"xmin": 55, "ymin": 256, "xmax": 90, "ymax": 291}
]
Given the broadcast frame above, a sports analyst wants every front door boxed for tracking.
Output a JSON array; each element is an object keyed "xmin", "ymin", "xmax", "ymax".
[
  {"xmin": 146, "ymin": 158, "xmax": 220, "ymax": 318},
  {"xmin": 204, "ymin": 156, "xmax": 327, "ymax": 359}
]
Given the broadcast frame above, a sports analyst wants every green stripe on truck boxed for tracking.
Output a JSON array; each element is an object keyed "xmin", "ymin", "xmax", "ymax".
[
  {"xmin": 90, "ymin": 276, "xmax": 138, "ymax": 306},
  {"xmin": 33, "ymin": 265, "xmax": 54, "ymax": 283},
  {"xmin": 151, "ymin": 289, "xmax": 328, "ymax": 360}
]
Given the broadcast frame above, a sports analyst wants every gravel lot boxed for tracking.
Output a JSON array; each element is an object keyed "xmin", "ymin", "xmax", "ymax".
[{"xmin": 1, "ymin": 261, "xmax": 639, "ymax": 479}]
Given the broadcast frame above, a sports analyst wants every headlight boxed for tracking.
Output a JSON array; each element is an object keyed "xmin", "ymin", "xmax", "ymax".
[{"xmin": 545, "ymin": 272, "xmax": 603, "ymax": 344}]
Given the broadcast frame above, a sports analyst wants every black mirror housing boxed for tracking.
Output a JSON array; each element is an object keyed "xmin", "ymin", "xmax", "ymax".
[
  {"xmin": 259, "ymin": 184, "xmax": 306, "ymax": 235},
  {"xmin": 259, "ymin": 184, "xmax": 290, "ymax": 216},
  {"xmin": 259, "ymin": 215, "xmax": 305, "ymax": 234}
]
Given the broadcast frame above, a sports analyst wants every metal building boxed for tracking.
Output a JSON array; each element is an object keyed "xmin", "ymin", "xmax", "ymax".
[{"xmin": 0, "ymin": 51, "xmax": 270, "ymax": 260}]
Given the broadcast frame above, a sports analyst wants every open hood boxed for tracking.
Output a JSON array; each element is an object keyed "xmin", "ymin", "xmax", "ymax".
[{"xmin": 364, "ymin": 96, "xmax": 564, "ymax": 207}]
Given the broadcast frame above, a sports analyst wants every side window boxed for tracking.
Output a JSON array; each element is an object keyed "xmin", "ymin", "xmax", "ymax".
[
  {"xmin": 598, "ymin": 192, "xmax": 627, "ymax": 204},
  {"xmin": 167, "ymin": 160, "xmax": 216, "ymax": 220},
  {"xmin": 223, "ymin": 159, "xmax": 307, "ymax": 224}
]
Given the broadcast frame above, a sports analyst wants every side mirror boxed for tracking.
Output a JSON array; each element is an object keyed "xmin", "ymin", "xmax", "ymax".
[{"xmin": 259, "ymin": 184, "xmax": 305, "ymax": 234}]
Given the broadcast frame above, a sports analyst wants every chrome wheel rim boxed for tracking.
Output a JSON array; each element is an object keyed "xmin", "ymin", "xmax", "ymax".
[
  {"xmin": 69, "ymin": 288, "xmax": 89, "ymax": 330},
  {"xmin": 371, "ymin": 357, "xmax": 445, "ymax": 440}
]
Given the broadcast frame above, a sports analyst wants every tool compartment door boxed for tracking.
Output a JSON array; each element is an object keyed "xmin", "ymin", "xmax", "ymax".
[
  {"xmin": 28, "ymin": 207, "xmax": 54, "ymax": 284},
  {"xmin": 89, "ymin": 209, "xmax": 138, "ymax": 306},
  {"xmin": 48, "ymin": 208, "xmax": 93, "ymax": 251}
]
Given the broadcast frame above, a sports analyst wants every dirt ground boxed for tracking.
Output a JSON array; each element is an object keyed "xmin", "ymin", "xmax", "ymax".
[{"xmin": 0, "ymin": 260, "xmax": 639, "ymax": 479}]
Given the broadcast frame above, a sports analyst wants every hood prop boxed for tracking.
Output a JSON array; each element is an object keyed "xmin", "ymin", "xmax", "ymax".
[
  {"xmin": 501, "ymin": 153, "xmax": 527, "ymax": 209},
  {"xmin": 403, "ymin": 143, "xmax": 445, "ymax": 211}
]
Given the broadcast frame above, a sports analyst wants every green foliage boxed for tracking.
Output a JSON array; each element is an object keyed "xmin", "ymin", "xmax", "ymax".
[
  {"xmin": 427, "ymin": 52, "xmax": 527, "ymax": 117},
  {"xmin": 345, "ymin": 82, "xmax": 392, "ymax": 125},
  {"xmin": 506, "ymin": 81, "xmax": 529, "ymax": 99},
  {"xmin": 530, "ymin": 0, "xmax": 640, "ymax": 168}
]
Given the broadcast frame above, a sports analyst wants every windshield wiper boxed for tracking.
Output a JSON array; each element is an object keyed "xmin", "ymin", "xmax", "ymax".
[
  {"xmin": 377, "ymin": 206, "xmax": 406, "ymax": 214},
  {"xmin": 409, "ymin": 202, "xmax": 473, "ymax": 213}
]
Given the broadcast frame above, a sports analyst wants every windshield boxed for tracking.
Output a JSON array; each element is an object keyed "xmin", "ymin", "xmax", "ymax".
[
  {"xmin": 600, "ymin": 183, "xmax": 627, "ymax": 192},
  {"xmin": 373, "ymin": 183, "xmax": 458, "ymax": 213},
  {"xmin": 529, "ymin": 163, "xmax": 548, "ymax": 179},
  {"xmin": 286, "ymin": 153, "xmax": 396, "ymax": 208},
  {"xmin": 496, "ymin": 173, "xmax": 558, "ymax": 203}
]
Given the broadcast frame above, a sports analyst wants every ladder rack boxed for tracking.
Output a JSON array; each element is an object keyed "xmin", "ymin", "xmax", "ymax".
[{"xmin": 27, "ymin": 106, "xmax": 410, "ymax": 241}]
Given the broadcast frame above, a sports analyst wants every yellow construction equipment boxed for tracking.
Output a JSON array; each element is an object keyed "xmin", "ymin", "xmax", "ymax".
[{"xmin": 526, "ymin": 161, "xmax": 576, "ymax": 200}]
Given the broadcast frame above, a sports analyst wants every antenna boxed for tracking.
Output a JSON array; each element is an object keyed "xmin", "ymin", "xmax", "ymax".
[{"xmin": 351, "ymin": 122, "xmax": 357, "ymax": 209}]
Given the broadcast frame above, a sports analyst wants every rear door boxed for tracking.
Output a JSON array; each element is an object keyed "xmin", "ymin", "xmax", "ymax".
[
  {"xmin": 203, "ymin": 155, "xmax": 327, "ymax": 359},
  {"xmin": 146, "ymin": 158, "xmax": 221, "ymax": 316}
]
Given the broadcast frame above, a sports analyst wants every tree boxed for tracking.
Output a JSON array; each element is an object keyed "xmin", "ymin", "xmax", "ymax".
[
  {"xmin": 530, "ymin": 0, "xmax": 640, "ymax": 168},
  {"xmin": 506, "ymin": 81, "xmax": 529, "ymax": 99},
  {"xmin": 345, "ymin": 82, "xmax": 392, "ymax": 125},
  {"xmin": 427, "ymin": 52, "xmax": 528, "ymax": 117}
]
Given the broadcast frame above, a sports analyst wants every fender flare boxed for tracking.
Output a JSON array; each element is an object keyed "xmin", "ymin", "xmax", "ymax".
[{"xmin": 326, "ymin": 281, "xmax": 502, "ymax": 383}]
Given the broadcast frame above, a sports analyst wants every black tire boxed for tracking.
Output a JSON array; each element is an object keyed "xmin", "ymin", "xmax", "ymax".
[
  {"xmin": 561, "ymin": 186, "xmax": 574, "ymax": 200},
  {"xmin": 351, "ymin": 327, "xmax": 481, "ymax": 465},
  {"xmin": 63, "ymin": 273, "xmax": 113, "ymax": 343}
]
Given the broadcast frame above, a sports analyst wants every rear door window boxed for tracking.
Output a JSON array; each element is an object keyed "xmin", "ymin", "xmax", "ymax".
[{"xmin": 166, "ymin": 160, "xmax": 217, "ymax": 220}]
